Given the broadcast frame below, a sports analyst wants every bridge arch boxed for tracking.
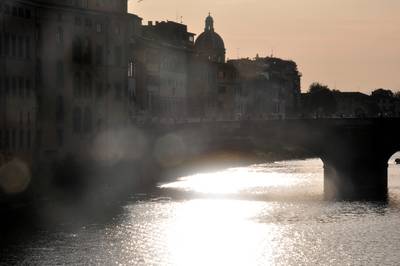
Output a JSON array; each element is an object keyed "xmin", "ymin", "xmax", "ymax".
[
  {"xmin": 155, "ymin": 118, "xmax": 400, "ymax": 201},
  {"xmin": 388, "ymin": 152, "xmax": 400, "ymax": 198}
]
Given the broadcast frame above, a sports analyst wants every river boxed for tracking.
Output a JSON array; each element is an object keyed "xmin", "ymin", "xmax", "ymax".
[{"xmin": 1, "ymin": 154, "xmax": 400, "ymax": 265}]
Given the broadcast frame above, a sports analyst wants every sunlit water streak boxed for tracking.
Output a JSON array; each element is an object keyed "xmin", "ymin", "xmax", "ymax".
[{"xmin": 2, "ymin": 155, "xmax": 400, "ymax": 265}]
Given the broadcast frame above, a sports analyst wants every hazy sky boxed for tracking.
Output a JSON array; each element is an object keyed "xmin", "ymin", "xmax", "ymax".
[{"xmin": 128, "ymin": 0, "xmax": 400, "ymax": 93}]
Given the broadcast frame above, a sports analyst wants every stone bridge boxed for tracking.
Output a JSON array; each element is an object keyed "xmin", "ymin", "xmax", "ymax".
[{"xmin": 150, "ymin": 118, "xmax": 400, "ymax": 200}]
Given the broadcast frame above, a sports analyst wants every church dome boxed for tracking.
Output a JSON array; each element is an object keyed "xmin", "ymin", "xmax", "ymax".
[
  {"xmin": 194, "ymin": 13, "xmax": 226, "ymax": 63},
  {"xmin": 195, "ymin": 31, "xmax": 225, "ymax": 52}
]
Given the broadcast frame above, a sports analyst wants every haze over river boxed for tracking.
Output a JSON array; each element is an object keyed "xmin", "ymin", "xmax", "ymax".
[{"xmin": 2, "ymin": 153, "xmax": 400, "ymax": 265}]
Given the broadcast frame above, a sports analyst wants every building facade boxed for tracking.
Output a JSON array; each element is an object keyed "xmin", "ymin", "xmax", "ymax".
[
  {"xmin": 35, "ymin": 0, "xmax": 134, "ymax": 161},
  {"xmin": 134, "ymin": 20, "xmax": 195, "ymax": 119},
  {"xmin": 1, "ymin": 5, "xmax": 305, "ymax": 169},
  {"xmin": 194, "ymin": 13, "xmax": 225, "ymax": 63},
  {"xmin": 189, "ymin": 14, "xmax": 238, "ymax": 120},
  {"xmin": 229, "ymin": 56, "xmax": 301, "ymax": 119},
  {"xmin": 0, "ymin": 0, "xmax": 38, "ymax": 166},
  {"xmin": 0, "ymin": 0, "xmax": 138, "ymax": 166}
]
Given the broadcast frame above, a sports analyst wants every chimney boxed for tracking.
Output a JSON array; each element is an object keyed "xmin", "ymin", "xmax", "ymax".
[{"xmin": 148, "ymin": 21, "xmax": 153, "ymax": 26}]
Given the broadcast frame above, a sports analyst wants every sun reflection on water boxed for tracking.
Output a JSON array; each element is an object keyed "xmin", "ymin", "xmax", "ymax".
[
  {"xmin": 5, "ymin": 159, "xmax": 400, "ymax": 265},
  {"xmin": 166, "ymin": 199, "xmax": 281, "ymax": 266},
  {"xmin": 158, "ymin": 165, "xmax": 305, "ymax": 265},
  {"xmin": 161, "ymin": 165, "xmax": 301, "ymax": 195}
]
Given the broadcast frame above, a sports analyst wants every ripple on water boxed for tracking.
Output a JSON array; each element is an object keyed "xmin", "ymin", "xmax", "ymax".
[{"xmin": 2, "ymin": 156, "xmax": 400, "ymax": 265}]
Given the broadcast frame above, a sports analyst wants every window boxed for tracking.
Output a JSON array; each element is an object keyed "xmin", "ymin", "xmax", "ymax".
[
  {"xmin": 57, "ymin": 128, "xmax": 64, "ymax": 146},
  {"xmin": 27, "ymin": 112, "xmax": 31, "ymax": 126},
  {"xmin": 56, "ymin": 61, "xmax": 64, "ymax": 87},
  {"xmin": 19, "ymin": 112, "xmax": 23, "ymax": 126},
  {"xmin": 18, "ymin": 77, "xmax": 24, "ymax": 97},
  {"xmin": 4, "ymin": 33, "xmax": 9, "ymax": 56},
  {"xmin": 26, "ymin": 129, "xmax": 31, "ymax": 149},
  {"xmin": 36, "ymin": 130, "xmax": 42, "ymax": 148},
  {"xmin": 0, "ymin": 33, "xmax": 2, "ymax": 55},
  {"xmin": 85, "ymin": 18, "xmax": 92, "ymax": 27},
  {"xmin": 83, "ymin": 107, "xmax": 93, "ymax": 133},
  {"xmin": 18, "ymin": 36, "xmax": 23, "ymax": 57},
  {"xmin": 114, "ymin": 82, "xmax": 122, "ymax": 100},
  {"xmin": 83, "ymin": 37, "xmax": 92, "ymax": 64},
  {"xmin": 128, "ymin": 60, "xmax": 135, "ymax": 78},
  {"xmin": 56, "ymin": 95, "xmax": 65, "ymax": 122},
  {"xmin": 74, "ymin": 73, "xmax": 81, "ymax": 97},
  {"xmin": 12, "ymin": 6, "xmax": 17, "ymax": 16},
  {"xmin": 25, "ymin": 79, "xmax": 31, "ymax": 98},
  {"xmin": 18, "ymin": 7, "xmax": 24, "ymax": 17},
  {"xmin": 4, "ymin": 77, "xmax": 9, "ymax": 96},
  {"xmin": 114, "ymin": 46, "xmax": 121, "ymax": 66},
  {"xmin": 81, "ymin": 0, "xmax": 88, "ymax": 8},
  {"xmin": 56, "ymin": 27, "xmax": 63, "ymax": 44},
  {"xmin": 96, "ymin": 82, "xmax": 103, "ymax": 99},
  {"xmin": 95, "ymin": 45, "xmax": 103, "ymax": 65},
  {"xmin": 11, "ymin": 129, "xmax": 16, "ymax": 150},
  {"xmin": 75, "ymin": 16, "xmax": 82, "ymax": 26},
  {"xmin": 19, "ymin": 130, "xmax": 24, "ymax": 150},
  {"xmin": 4, "ymin": 130, "xmax": 9, "ymax": 149},
  {"xmin": 96, "ymin": 23, "xmax": 102, "ymax": 33},
  {"xmin": 11, "ymin": 77, "xmax": 17, "ymax": 96},
  {"xmin": 73, "ymin": 107, "xmax": 82, "ymax": 133},
  {"xmin": 73, "ymin": 37, "xmax": 82, "ymax": 63},
  {"xmin": 25, "ymin": 9, "xmax": 31, "ymax": 19},
  {"xmin": 25, "ymin": 36, "xmax": 30, "ymax": 59},
  {"xmin": 20, "ymin": 113, "xmax": 28, "ymax": 131},
  {"xmin": 5, "ymin": 4, "xmax": 10, "ymax": 15},
  {"xmin": 11, "ymin": 34, "xmax": 16, "ymax": 57},
  {"xmin": 84, "ymin": 73, "xmax": 92, "ymax": 98}
]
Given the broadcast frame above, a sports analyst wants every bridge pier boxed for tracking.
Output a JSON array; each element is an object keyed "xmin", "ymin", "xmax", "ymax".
[{"xmin": 323, "ymin": 158, "xmax": 388, "ymax": 201}]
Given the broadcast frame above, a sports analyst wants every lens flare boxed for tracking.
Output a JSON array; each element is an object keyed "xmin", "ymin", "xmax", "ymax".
[
  {"xmin": 154, "ymin": 134, "xmax": 187, "ymax": 168},
  {"xmin": 0, "ymin": 159, "xmax": 31, "ymax": 195},
  {"xmin": 91, "ymin": 127, "xmax": 148, "ymax": 164}
]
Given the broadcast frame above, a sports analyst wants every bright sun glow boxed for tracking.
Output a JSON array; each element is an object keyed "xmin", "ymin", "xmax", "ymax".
[
  {"xmin": 166, "ymin": 199, "xmax": 279, "ymax": 266},
  {"xmin": 161, "ymin": 165, "xmax": 300, "ymax": 194}
]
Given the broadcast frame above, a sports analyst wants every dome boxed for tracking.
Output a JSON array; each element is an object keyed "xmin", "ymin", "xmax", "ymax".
[
  {"xmin": 195, "ymin": 31, "xmax": 225, "ymax": 52},
  {"xmin": 194, "ymin": 13, "xmax": 226, "ymax": 63}
]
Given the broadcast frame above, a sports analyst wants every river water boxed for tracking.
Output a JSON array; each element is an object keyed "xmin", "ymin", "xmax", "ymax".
[{"xmin": 1, "ymin": 154, "xmax": 400, "ymax": 265}]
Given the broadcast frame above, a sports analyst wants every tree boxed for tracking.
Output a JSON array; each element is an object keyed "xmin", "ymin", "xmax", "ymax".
[
  {"xmin": 308, "ymin": 82, "xmax": 330, "ymax": 94},
  {"xmin": 303, "ymin": 82, "xmax": 337, "ymax": 116},
  {"xmin": 371, "ymin": 88, "xmax": 394, "ymax": 98}
]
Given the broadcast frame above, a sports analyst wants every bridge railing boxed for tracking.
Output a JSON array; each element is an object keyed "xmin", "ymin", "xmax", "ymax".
[{"xmin": 129, "ymin": 113, "xmax": 400, "ymax": 127}]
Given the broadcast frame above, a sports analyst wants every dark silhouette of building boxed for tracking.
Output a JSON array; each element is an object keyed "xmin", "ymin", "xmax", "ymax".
[
  {"xmin": 194, "ymin": 13, "xmax": 226, "ymax": 63},
  {"xmin": 229, "ymin": 56, "xmax": 302, "ymax": 119},
  {"xmin": 188, "ymin": 14, "xmax": 239, "ymax": 120},
  {"xmin": 0, "ymin": 0, "xmax": 139, "ymax": 165},
  {"xmin": 0, "ymin": 0, "xmax": 38, "ymax": 165},
  {"xmin": 0, "ymin": 4, "xmax": 304, "ymax": 176},
  {"xmin": 371, "ymin": 88, "xmax": 399, "ymax": 117},
  {"xmin": 332, "ymin": 92, "xmax": 378, "ymax": 118},
  {"xmin": 134, "ymin": 20, "xmax": 195, "ymax": 118}
]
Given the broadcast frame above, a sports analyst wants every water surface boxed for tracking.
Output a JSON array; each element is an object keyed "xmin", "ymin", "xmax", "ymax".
[{"xmin": 1, "ymin": 154, "xmax": 400, "ymax": 265}]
